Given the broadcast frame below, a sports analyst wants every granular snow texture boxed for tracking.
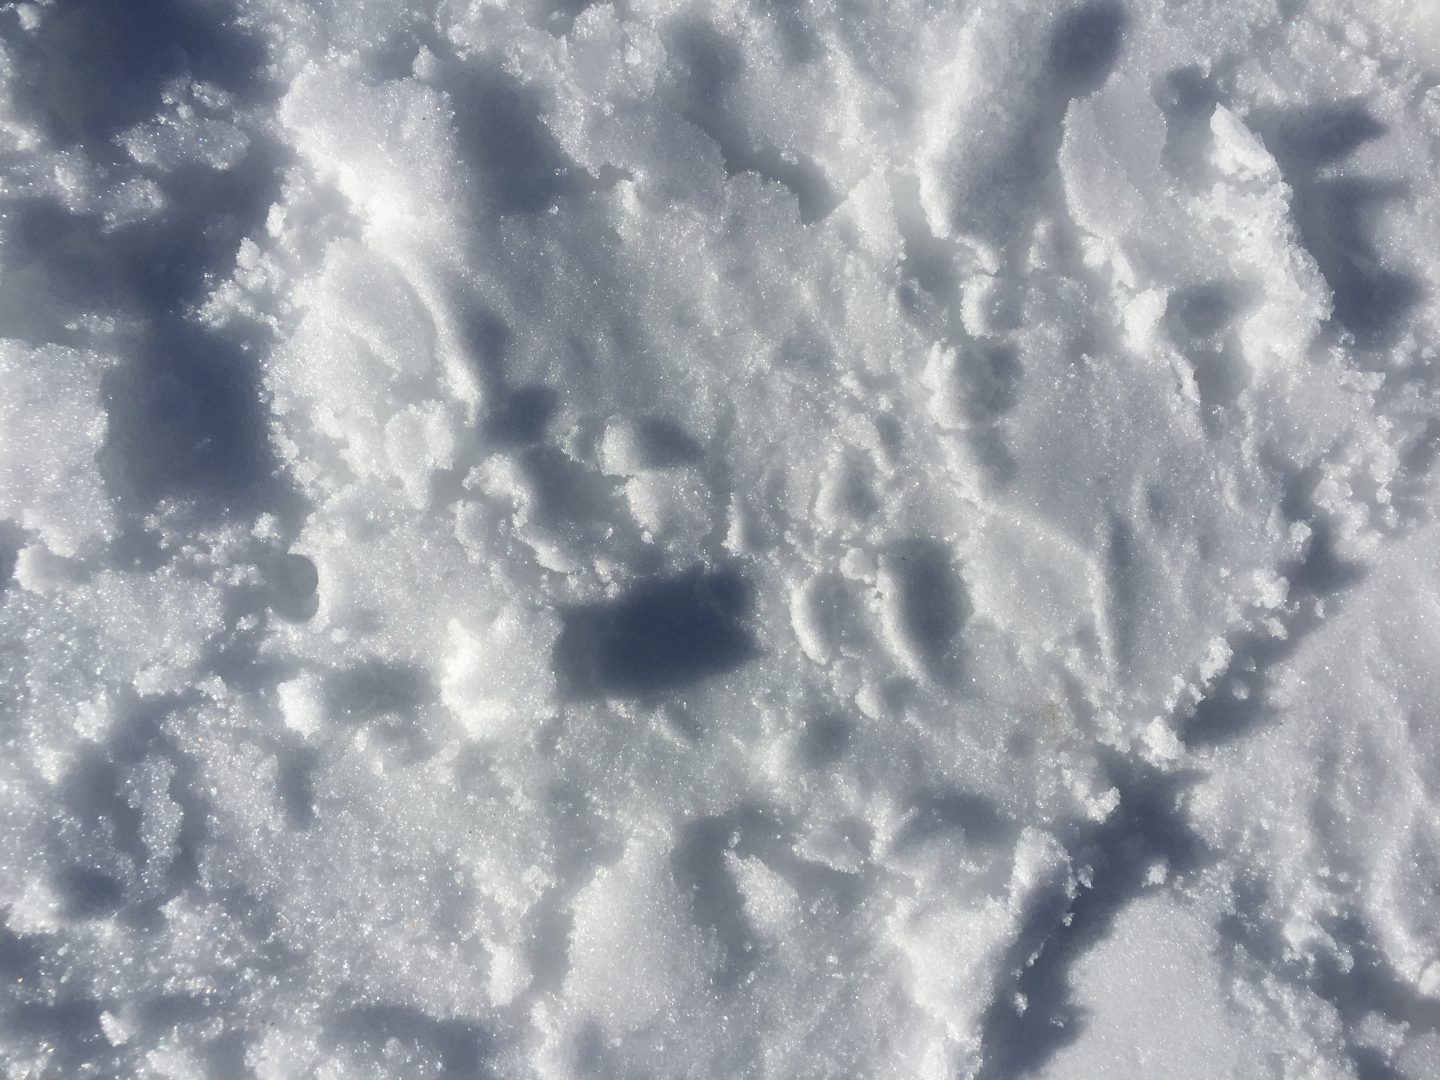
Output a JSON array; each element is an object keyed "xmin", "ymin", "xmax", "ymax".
[{"xmin": 2, "ymin": 0, "xmax": 1440, "ymax": 1077}]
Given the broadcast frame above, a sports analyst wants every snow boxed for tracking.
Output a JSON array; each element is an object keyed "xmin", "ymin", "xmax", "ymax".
[{"xmin": 1, "ymin": 0, "xmax": 1439, "ymax": 1076}]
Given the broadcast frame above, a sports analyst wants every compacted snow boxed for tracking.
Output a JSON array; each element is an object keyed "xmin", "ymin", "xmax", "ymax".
[{"xmin": 2, "ymin": 0, "xmax": 1440, "ymax": 1076}]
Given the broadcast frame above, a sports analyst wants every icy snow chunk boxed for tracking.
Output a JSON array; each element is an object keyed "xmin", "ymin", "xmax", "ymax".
[
  {"xmin": 486, "ymin": 942, "xmax": 531, "ymax": 1008},
  {"xmin": 277, "ymin": 674, "xmax": 325, "ymax": 738},
  {"xmin": 1059, "ymin": 66, "xmax": 1165, "ymax": 240},
  {"xmin": 279, "ymin": 67, "xmax": 465, "ymax": 235},
  {"xmin": 266, "ymin": 239, "xmax": 470, "ymax": 501},
  {"xmin": 1211, "ymin": 104, "xmax": 1282, "ymax": 184},
  {"xmin": 1036, "ymin": 893, "xmax": 1347, "ymax": 1080},
  {"xmin": 1200, "ymin": 106, "xmax": 1332, "ymax": 372},
  {"xmin": 118, "ymin": 107, "xmax": 250, "ymax": 171},
  {"xmin": 623, "ymin": 469, "xmax": 712, "ymax": 548},
  {"xmin": 790, "ymin": 572, "xmax": 868, "ymax": 666},
  {"xmin": 834, "ymin": 170, "xmax": 903, "ymax": 264},
  {"xmin": 889, "ymin": 828, "xmax": 1075, "ymax": 1079},
  {"xmin": 383, "ymin": 402, "xmax": 458, "ymax": 506},
  {"xmin": 0, "ymin": 342, "xmax": 113, "ymax": 556},
  {"xmin": 12, "ymin": 541, "xmax": 82, "ymax": 593},
  {"xmin": 440, "ymin": 607, "xmax": 561, "ymax": 740},
  {"xmin": 1192, "ymin": 522, "xmax": 1440, "ymax": 1012},
  {"xmin": 566, "ymin": 834, "xmax": 716, "ymax": 1033},
  {"xmin": 725, "ymin": 849, "xmax": 801, "ymax": 937}
]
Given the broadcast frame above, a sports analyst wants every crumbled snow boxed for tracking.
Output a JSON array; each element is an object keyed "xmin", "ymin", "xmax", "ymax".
[{"xmin": 2, "ymin": 0, "xmax": 1440, "ymax": 1076}]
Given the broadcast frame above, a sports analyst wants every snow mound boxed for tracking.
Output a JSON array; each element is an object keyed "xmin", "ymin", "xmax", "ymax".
[{"xmin": 2, "ymin": 0, "xmax": 1439, "ymax": 1076}]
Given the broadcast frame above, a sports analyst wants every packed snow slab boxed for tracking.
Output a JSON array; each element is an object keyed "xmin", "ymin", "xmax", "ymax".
[{"xmin": 2, "ymin": 0, "xmax": 1440, "ymax": 1076}]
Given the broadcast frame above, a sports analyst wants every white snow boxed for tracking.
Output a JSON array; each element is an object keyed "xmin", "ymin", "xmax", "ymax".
[{"xmin": 2, "ymin": 0, "xmax": 1440, "ymax": 1076}]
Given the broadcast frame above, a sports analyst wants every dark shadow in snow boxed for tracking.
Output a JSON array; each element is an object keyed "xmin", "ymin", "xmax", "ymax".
[
  {"xmin": 0, "ymin": 2, "xmax": 291, "ymax": 527},
  {"xmin": 11, "ymin": 881, "xmax": 210, "ymax": 1075},
  {"xmin": 4, "ymin": 995, "xmax": 112, "ymax": 1077},
  {"xmin": 763, "ymin": 0, "xmax": 824, "ymax": 63},
  {"xmin": 887, "ymin": 539, "xmax": 970, "ymax": 680},
  {"xmin": 0, "ymin": 48, "xmax": 294, "ymax": 524},
  {"xmin": 330, "ymin": 1006, "xmax": 493, "ymax": 1078},
  {"xmin": 1310, "ymin": 916, "xmax": 1440, "ymax": 1073},
  {"xmin": 630, "ymin": 417, "xmax": 706, "ymax": 468},
  {"xmin": 57, "ymin": 866, "xmax": 127, "ymax": 919},
  {"xmin": 520, "ymin": 877, "xmax": 577, "ymax": 997},
  {"xmin": 1155, "ymin": 64, "xmax": 1225, "ymax": 182},
  {"xmin": 277, "ymin": 744, "xmax": 320, "ymax": 829},
  {"xmin": 1263, "ymin": 101, "xmax": 1387, "ymax": 170},
  {"xmin": 520, "ymin": 447, "xmax": 625, "ymax": 524},
  {"xmin": 6, "ymin": 727, "xmax": 270, "ymax": 1073},
  {"xmin": 0, "ymin": 924, "xmax": 43, "ymax": 983},
  {"xmin": 976, "ymin": 766, "xmax": 1211, "ymax": 1080},
  {"xmin": 0, "ymin": 925, "xmax": 92, "ymax": 1076},
  {"xmin": 1165, "ymin": 278, "xmax": 1258, "ymax": 422},
  {"xmin": 106, "ymin": 147, "xmax": 291, "ymax": 522},
  {"xmin": 1392, "ymin": 417, "xmax": 1440, "ymax": 522},
  {"xmin": 673, "ymin": 805, "xmax": 867, "ymax": 989},
  {"xmin": 1256, "ymin": 102, "xmax": 1425, "ymax": 349},
  {"xmin": 966, "ymin": 426, "xmax": 1021, "ymax": 492},
  {"xmin": 1166, "ymin": 280, "xmax": 1254, "ymax": 344},
  {"xmin": 1184, "ymin": 478, "xmax": 1366, "ymax": 748},
  {"xmin": 0, "ymin": 519, "xmax": 21, "ymax": 590},
  {"xmin": 938, "ymin": 0, "xmax": 1128, "ymax": 245},
  {"xmin": 0, "ymin": 142, "xmax": 283, "ymax": 335},
  {"xmin": 444, "ymin": 63, "xmax": 626, "ymax": 216},
  {"xmin": 265, "ymin": 551, "xmax": 320, "ymax": 623},
  {"xmin": 100, "ymin": 321, "xmax": 281, "ymax": 518},
  {"xmin": 555, "ymin": 567, "xmax": 758, "ymax": 699},
  {"xmin": 485, "ymin": 385, "xmax": 561, "ymax": 448},
  {"xmin": 799, "ymin": 711, "xmax": 852, "ymax": 768},
  {"xmin": 200, "ymin": 1028, "xmax": 252, "ymax": 1080},
  {"xmin": 47, "ymin": 698, "xmax": 217, "ymax": 929},
  {"xmin": 1295, "ymin": 179, "xmax": 1424, "ymax": 346},
  {"xmin": 1105, "ymin": 514, "xmax": 1141, "ymax": 673},
  {"xmin": 327, "ymin": 661, "xmax": 432, "ymax": 720},
  {"xmin": 961, "ymin": 342, "xmax": 1024, "ymax": 423},
  {"xmin": 1315, "ymin": 920, "xmax": 1440, "ymax": 1035},
  {"xmin": 459, "ymin": 307, "xmax": 513, "ymax": 394},
  {"xmin": 1, "ymin": 0, "xmax": 267, "ymax": 154},
  {"xmin": 532, "ymin": 0, "xmax": 601, "ymax": 37},
  {"xmin": 668, "ymin": 20, "xmax": 841, "ymax": 223},
  {"xmin": 59, "ymin": 750, "xmax": 149, "ymax": 876},
  {"xmin": 1218, "ymin": 893, "xmax": 1440, "ymax": 1077},
  {"xmin": 891, "ymin": 173, "xmax": 964, "ymax": 309},
  {"xmin": 136, "ymin": 992, "xmax": 212, "ymax": 1034},
  {"xmin": 325, "ymin": 661, "xmax": 437, "ymax": 759},
  {"xmin": 776, "ymin": 321, "xmax": 837, "ymax": 372},
  {"xmin": 672, "ymin": 813, "xmax": 765, "ymax": 989},
  {"xmin": 571, "ymin": 1023, "xmax": 622, "ymax": 1076},
  {"xmin": 449, "ymin": 65, "xmax": 570, "ymax": 214},
  {"xmin": 894, "ymin": 789, "xmax": 1014, "ymax": 850},
  {"xmin": 1048, "ymin": 1, "xmax": 1128, "ymax": 99}
]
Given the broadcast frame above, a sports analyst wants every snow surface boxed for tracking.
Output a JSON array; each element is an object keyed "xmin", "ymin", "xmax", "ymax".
[{"xmin": 2, "ymin": 0, "xmax": 1440, "ymax": 1076}]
